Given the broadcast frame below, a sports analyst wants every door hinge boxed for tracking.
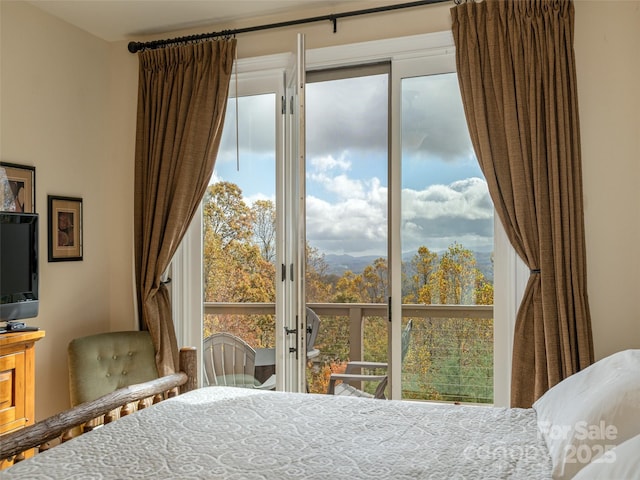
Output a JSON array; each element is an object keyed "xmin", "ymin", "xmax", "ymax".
[
  {"xmin": 284, "ymin": 326, "xmax": 298, "ymax": 354},
  {"xmin": 281, "ymin": 95, "xmax": 286, "ymax": 115}
]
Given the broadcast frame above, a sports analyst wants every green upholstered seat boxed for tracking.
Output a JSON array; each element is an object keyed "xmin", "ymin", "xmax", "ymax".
[{"xmin": 67, "ymin": 331, "xmax": 159, "ymax": 407}]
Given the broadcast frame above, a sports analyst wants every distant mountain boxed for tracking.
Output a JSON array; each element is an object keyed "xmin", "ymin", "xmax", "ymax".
[
  {"xmin": 473, "ymin": 251, "xmax": 494, "ymax": 282},
  {"xmin": 324, "ymin": 251, "xmax": 494, "ymax": 282},
  {"xmin": 324, "ymin": 254, "xmax": 383, "ymax": 276}
]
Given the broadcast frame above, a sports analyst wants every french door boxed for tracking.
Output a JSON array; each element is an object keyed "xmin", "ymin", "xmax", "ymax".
[
  {"xmin": 196, "ymin": 35, "xmax": 308, "ymax": 393},
  {"xmin": 279, "ymin": 33, "xmax": 307, "ymax": 391},
  {"xmin": 191, "ymin": 32, "xmax": 498, "ymax": 401}
]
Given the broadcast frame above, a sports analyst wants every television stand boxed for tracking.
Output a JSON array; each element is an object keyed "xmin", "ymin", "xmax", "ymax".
[{"xmin": 0, "ymin": 330, "xmax": 45, "ymax": 468}]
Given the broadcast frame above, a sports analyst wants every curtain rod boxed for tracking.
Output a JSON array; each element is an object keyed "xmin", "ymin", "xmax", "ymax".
[{"xmin": 127, "ymin": 0, "xmax": 450, "ymax": 53}]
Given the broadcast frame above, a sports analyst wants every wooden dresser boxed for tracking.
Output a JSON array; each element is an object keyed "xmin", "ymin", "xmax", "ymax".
[{"xmin": 0, "ymin": 330, "xmax": 45, "ymax": 469}]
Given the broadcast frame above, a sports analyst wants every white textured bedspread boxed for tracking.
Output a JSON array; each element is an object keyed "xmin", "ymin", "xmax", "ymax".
[{"xmin": 2, "ymin": 387, "xmax": 552, "ymax": 479}]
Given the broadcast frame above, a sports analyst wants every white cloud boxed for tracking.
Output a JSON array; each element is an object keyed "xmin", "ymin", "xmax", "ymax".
[
  {"xmin": 309, "ymin": 172, "xmax": 366, "ymax": 200},
  {"xmin": 403, "ymin": 177, "xmax": 493, "ymax": 221},
  {"xmin": 306, "ymin": 174, "xmax": 493, "ymax": 255},
  {"xmin": 399, "ymin": 177, "xmax": 494, "ymax": 252},
  {"xmin": 401, "ymin": 74, "xmax": 475, "ymax": 163},
  {"xmin": 306, "ymin": 74, "xmax": 388, "ymax": 157},
  {"xmin": 218, "ymin": 94, "xmax": 276, "ymax": 158},
  {"xmin": 212, "ymin": 69, "xmax": 494, "ymax": 256},
  {"xmin": 244, "ymin": 193, "xmax": 275, "ymax": 207},
  {"xmin": 306, "ymin": 176, "xmax": 388, "ymax": 255},
  {"xmin": 309, "ymin": 154, "xmax": 351, "ymax": 172}
]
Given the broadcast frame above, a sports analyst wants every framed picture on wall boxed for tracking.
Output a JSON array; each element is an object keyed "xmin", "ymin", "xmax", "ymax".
[
  {"xmin": 0, "ymin": 162, "xmax": 36, "ymax": 212},
  {"xmin": 48, "ymin": 195, "xmax": 83, "ymax": 262}
]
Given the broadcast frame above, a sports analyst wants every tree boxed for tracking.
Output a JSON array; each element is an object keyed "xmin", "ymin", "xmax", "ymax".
[
  {"xmin": 305, "ymin": 244, "xmax": 333, "ymax": 303},
  {"xmin": 200, "ymin": 181, "xmax": 495, "ymax": 401},
  {"xmin": 414, "ymin": 243, "xmax": 494, "ymax": 403},
  {"xmin": 397, "ymin": 243, "xmax": 495, "ymax": 402},
  {"xmin": 431, "ymin": 242, "xmax": 479, "ymax": 304},
  {"xmin": 251, "ymin": 200, "xmax": 276, "ymax": 263},
  {"xmin": 404, "ymin": 246, "xmax": 438, "ymax": 304},
  {"xmin": 203, "ymin": 182, "xmax": 253, "ymax": 248},
  {"xmin": 362, "ymin": 257, "xmax": 388, "ymax": 303},
  {"xmin": 333, "ymin": 270, "xmax": 363, "ymax": 303},
  {"xmin": 202, "ymin": 181, "xmax": 275, "ymax": 345}
]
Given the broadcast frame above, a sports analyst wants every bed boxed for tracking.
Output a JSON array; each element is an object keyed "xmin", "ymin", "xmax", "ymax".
[{"xmin": 1, "ymin": 349, "xmax": 638, "ymax": 480}]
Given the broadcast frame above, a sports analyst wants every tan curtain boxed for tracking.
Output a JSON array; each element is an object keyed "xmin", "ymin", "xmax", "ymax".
[
  {"xmin": 451, "ymin": 0, "xmax": 593, "ymax": 407},
  {"xmin": 134, "ymin": 40, "xmax": 236, "ymax": 376}
]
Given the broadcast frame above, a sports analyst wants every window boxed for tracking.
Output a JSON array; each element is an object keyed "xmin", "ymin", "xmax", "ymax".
[
  {"xmin": 398, "ymin": 72, "xmax": 494, "ymax": 403},
  {"xmin": 174, "ymin": 32, "xmax": 519, "ymax": 405}
]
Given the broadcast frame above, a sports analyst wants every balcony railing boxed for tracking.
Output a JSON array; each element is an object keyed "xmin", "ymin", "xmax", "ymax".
[{"xmin": 203, "ymin": 302, "xmax": 494, "ymax": 403}]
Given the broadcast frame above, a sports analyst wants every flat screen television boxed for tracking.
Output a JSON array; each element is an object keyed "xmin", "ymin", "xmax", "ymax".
[{"xmin": 0, "ymin": 212, "xmax": 39, "ymax": 321}]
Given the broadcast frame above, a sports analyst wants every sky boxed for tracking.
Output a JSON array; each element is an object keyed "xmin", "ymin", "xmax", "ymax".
[{"xmin": 213, "ymin": 72, "xmax": 494, "ymax": 258}]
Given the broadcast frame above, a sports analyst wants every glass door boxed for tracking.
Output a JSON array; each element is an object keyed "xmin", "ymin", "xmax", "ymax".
[
  {"xmin": 305, "ymin": 64, "xmax": 390, "ymax": 395},
  {"xmin": 201, "ymin": 34, "xmax": 308, "ymax": 393},
  {"xmin": 201, "ymin": 51, "xmax": 284, "ymax": 388},
  {"xmin": 391, "ymin": 60, "xmax": 495, "ymax": 402}
]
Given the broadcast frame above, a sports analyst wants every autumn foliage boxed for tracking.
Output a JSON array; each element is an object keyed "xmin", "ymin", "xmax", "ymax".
[{"xmin": 203, "ymin": 181, "xmax": 494, "ymax": 403}]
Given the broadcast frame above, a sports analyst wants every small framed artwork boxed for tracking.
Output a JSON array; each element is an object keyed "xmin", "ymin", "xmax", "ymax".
[
  {"xmin": 48, "ymin": 195, "xmax": 83, "ymax": 262},
  {"xmin": 0, "ymin": 162, "xmax": 36, "ymax": 212}
]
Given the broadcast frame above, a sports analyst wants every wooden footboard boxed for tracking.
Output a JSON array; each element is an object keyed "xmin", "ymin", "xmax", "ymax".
[{"xmin": 0, "ymin": 346, "xmax": 197, "ymax": 465}]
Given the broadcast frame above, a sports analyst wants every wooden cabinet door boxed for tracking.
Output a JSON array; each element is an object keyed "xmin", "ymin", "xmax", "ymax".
[{"xmin": 0, "ymin": 351, "xmax": 27, "ymax": 434}]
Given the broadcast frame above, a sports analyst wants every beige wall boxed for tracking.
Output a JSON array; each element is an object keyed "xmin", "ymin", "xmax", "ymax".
[
  {"xmin": 574, "ymin": 0, "xmax": 640, "ymax": 359},
  {"xmin": 1, "ymin": 1, "xmax": 116, "ymax": 418},
  {"xmin": 1, "ymin": 0, "xmax": 638, "ymax": 420}
]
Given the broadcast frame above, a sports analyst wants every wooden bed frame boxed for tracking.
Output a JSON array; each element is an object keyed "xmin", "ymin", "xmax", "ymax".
[{"xmin": 0, "ymin": 347, "xmax": 197, "ymax": 466}]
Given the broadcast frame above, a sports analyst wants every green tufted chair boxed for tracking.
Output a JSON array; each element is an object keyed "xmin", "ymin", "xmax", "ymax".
[{"xmin": 67, "ymin": 331, "xmax": 159, "ymax": 407}]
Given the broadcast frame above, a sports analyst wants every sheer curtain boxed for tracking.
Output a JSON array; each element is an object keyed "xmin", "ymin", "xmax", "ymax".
[
  {"xmin": 451, "ymin": 0, "xmax": 593, "ymax": 407},
  {"xmin": 134, "ymin": 40, "xmax": 236, "ymax": 375}
]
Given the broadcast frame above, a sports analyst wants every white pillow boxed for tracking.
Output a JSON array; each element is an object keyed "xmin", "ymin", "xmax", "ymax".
[
  {"xmin": 532, "ymin": 349, "xmax": 640, "ymax": 480},
  {"xmin": 572, "ymin": 434, "xmax": 640, "ymax": 480}
]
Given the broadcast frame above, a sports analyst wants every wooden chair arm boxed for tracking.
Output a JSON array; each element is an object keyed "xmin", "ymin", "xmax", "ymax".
[
  {"xmin": 329, "ymin": 373, "xmax": 388, "ymax": 382},
  {"xmin": 327, "ymin": 373, "xmax": 388, "ymax": 395},
  {"xmin": 344, "ymin": 361, "xmax": 388, "ymax": 373}
]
